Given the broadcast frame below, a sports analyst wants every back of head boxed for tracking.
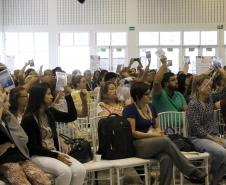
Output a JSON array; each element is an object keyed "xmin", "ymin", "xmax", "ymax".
[
  {"xmin": 71, "ymin": 75, "xmax": 83, "ymax": 89},
  {"xmin": 52, "ymin": 67, "xmax": 64, "ymax": 76},
  {"xmin": 72, "ymin": 69, "xmax": 81, "ymax": 76},
  {"xmin": 104, "ymin": 72, "xmax": 118, "ymax": 82}
]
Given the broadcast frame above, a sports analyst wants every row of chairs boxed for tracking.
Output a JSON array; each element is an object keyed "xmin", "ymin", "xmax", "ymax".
[
  {"xmin": 57, "ymin": 104, "xmax": 224, "ymax": 185},
  {"xmin": 57, "ymin": 116, "xmax": 150, "ymax": 185}
]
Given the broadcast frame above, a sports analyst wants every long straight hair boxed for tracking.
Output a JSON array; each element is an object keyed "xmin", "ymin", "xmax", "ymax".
[{"xmin": 24, "ymin": 83, "xmax": 49, "ymax": 118}]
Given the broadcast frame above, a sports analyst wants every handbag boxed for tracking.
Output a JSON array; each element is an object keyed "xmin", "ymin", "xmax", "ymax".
[
  {"xmin": 59, "ymin": 133, "xmax": 93, "ymax": 163},
  {"xmin": 165, "ymin": 127, "xmax": 196, "ymax": 152}
]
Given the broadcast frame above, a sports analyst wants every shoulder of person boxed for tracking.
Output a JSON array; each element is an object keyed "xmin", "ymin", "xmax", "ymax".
[
  {"xmin": 188, "ymin": 99, "xmax": 199, "ymax": 107},
  {"xmin": 174, "ymin": 90, "xmax": 185, "ymax": 96}
]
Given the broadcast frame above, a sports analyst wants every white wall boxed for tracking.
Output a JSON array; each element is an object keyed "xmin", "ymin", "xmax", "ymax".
[{"xmin": 2, "ymin": 0, "xmax": 226, "ymax": 69}]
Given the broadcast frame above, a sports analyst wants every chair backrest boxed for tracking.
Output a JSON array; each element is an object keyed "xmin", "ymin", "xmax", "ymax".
[
  {"xmin": 158, "ymin": 111, "xmax": 186, "ymax": 136},
  {"xmin": 88, "ymin": 100, "xmax": 98, "ymax": 121},
  {"xmin": 214, "ymin": 109, "xmax": 225, "ymax": 136},
  {"xmin": 89, "ymin": 115, "xmax": 106, "ymax": 155}
]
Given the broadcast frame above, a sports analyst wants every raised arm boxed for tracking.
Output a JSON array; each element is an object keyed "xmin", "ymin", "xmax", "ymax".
[{"xmin": 152, "ymin": 56, "xmax": 168, "ymax": 96}]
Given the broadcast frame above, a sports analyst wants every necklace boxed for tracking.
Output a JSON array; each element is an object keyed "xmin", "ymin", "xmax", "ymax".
[{"xmin": 135, "ymin": 103, "xmax": 152, "ymax": 120}]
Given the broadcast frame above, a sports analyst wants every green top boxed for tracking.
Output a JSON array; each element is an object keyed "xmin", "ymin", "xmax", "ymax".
[{"xmin": 152, "ymin": 89, "xmax": 187, "ymax": 114}]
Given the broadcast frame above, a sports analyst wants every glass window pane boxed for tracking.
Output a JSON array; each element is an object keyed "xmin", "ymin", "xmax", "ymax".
[
  {"xmin": 163, "ymin": 48, "xmax": 179, "ymax": 73},
  {"xmin": 34, "ymin": 52, "xmax": 49, "ymax": 70},
  {"xmin": 139, "ymin": 32, "xmax": 159, "ymax": 46},
  {"xmin": 202, "ymin": 48, "xmax": 216, "ymax": 56},
  {"xmin": 34, "ymin": 32, "xmax": 48, "ymax": 51},
  {"xmin": 19, "ymin": 33, "xmax": 33, "ymax": 52},
  {"xmin": 19, "ymin": 52, "xmax": 34, "ymax": 69},
  {"xmin": 160, "ymin": 32, "xmax": 180, "ymax": 45},
  {"xmin": 5, "ymin": 32, "xmax": 18, "ymax": 54},
  {"xmin": 59, "ymin": 46, "xmax": 90, "ymax": 73},
  {"xmin": 111, "ymin": 32, "xmax": 127, "ymax": 46},
  {"xmin": 112, "ymin": 48, "xmax": 125, "ymax": 72},
  {"xmin": 97, "ymin": 47, "xmax": 110, "ymax": 70},
  {"xmin": 184, "ymin": 32, "xmax": 200, "ymax": 45},
  {"xmin": 139, "ymin": 48, "xmax": 158, "ymax": 70},
  {"xmin": 201, "ymin": 31, "xmax": 217, "ymax": 45},
  {"xmin": 60, "ymin": 33, "xmax": 74, "ymax": 46},
  {"xmin": 74, "ymin": 32, "xmax": 89, "ymax": 46},
  {"xmin": 185, "ymin": 48, "xmax": 199, "ymax": 74},
  {"xmin": 96, "ymin": 32, "xmax": 110, "ymax": 46}
]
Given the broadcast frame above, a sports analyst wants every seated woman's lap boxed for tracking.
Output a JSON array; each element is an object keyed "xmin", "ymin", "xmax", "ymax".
[{"xmin": 133, "ymin": 137, "xmax": 171, "ymax": 158}]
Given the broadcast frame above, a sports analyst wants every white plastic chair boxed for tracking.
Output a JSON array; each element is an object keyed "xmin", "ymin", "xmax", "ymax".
[
  {"xmin": 56, "ymin": 120, "xmax": 114, "ymax": 185},
  {"xmin": 89, "ymin": 115, "xmax": 150, "ymax": 185},
  {"xmin": 214, "ymin": 109, "xmax": 225, "ymax": 137},
  {"xmin": 158, "ymin": 111, "xmax": 210, "ymax": 185}
]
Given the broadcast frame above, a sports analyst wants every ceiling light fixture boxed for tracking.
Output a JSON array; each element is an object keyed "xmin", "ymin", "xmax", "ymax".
[{"xmin": 77, "ymin": 0, "xmax": 85, "ymax": 3}]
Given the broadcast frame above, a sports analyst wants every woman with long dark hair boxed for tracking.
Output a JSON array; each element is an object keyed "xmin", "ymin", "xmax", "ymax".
[{"xmin": 21, "ymin": 83, "xmax": 86, "ymax": 185}]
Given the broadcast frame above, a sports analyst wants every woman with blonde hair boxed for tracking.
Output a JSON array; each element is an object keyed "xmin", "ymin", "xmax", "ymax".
[{"xmin": 187, "ymin": 72, "xmax": 226, "ymax": 185}]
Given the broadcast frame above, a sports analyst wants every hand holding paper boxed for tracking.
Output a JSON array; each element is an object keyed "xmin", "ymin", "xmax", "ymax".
[{"xmin": 155, "ymin": 48, "xmax": 165, "ymax": 58}]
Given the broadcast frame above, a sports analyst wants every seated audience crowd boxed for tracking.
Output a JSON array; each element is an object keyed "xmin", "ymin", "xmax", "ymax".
[{"xmin": 0, "ymin": 55, "xmax": 226, "ymax": 185}]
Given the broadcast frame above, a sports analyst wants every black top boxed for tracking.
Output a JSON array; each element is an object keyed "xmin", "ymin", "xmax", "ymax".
[
  {"xmin": 0, "ymin": 127, "xmax": 26, "ymax": 164},
  {"xmin": 21, "ymin": 95, "xmax": 77, "ymax": 159}
]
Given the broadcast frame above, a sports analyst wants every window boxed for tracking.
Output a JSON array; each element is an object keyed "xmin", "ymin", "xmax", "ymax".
[
  {"xmin": 5, "ymin": 32, "xmax": 49, "ymax": 72},
  {"xmin": 185, "ymin": 48, "xmax": 199, "ymax": 74},
  {"xmin": 163, "ymin": 48, "xmax": 179, "ymax": 74},
  {"xmin": 139, "ymin": 32, "xmax": 159, "ymax": 46},
  {"xmin": 201, "ymin": 31, "xmax": 217, "ymax": 45},
  {"xmin": 111, "ymin": 32, "xmax": 127, "ymax": 46},
  {"xmin": 96, "ymin": 32, "xmax": 111, "ymax": 46},
  {"xmin": 202, "ymin": 48, "xmax": 216, "ymax": 56},
  {"xmin": 139, "ymin": 48, "xmax": 158, "ymax": 70},
  {"xmin": 59, "ymin": 32, "xmax": 90, "ymax": 73},
  {"xmin": 96, "ymin": 32, "xmax": 127, "ymax": 71},
  {"xmin": 184, "ymin": 32, "xmax": 200, "ymax": 45},
  {"xmin": 160, "ymin": 32, "xmax": 180, "ymax": 46}
]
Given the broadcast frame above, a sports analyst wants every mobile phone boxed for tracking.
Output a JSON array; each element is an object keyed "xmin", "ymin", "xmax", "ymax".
[
  {"xmin": 167, "ymin": 60, "xmax": 173, "ymax": 66},
  {"xmin": 146, "ymin": 51, "xmax": 151, "ymax": 60},
  {"xmin": 28, "ymin": 59, "xmax": 34, "ymax": 67},
  {"xmin": 184, "ymin": 56, "xmax": 191, "ymax": 64}
]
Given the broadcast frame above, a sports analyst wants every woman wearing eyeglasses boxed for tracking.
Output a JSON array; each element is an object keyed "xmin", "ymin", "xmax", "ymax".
[{"xmin": 123, "ymin": 81, "xmax": 206, "ymax": 185}]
